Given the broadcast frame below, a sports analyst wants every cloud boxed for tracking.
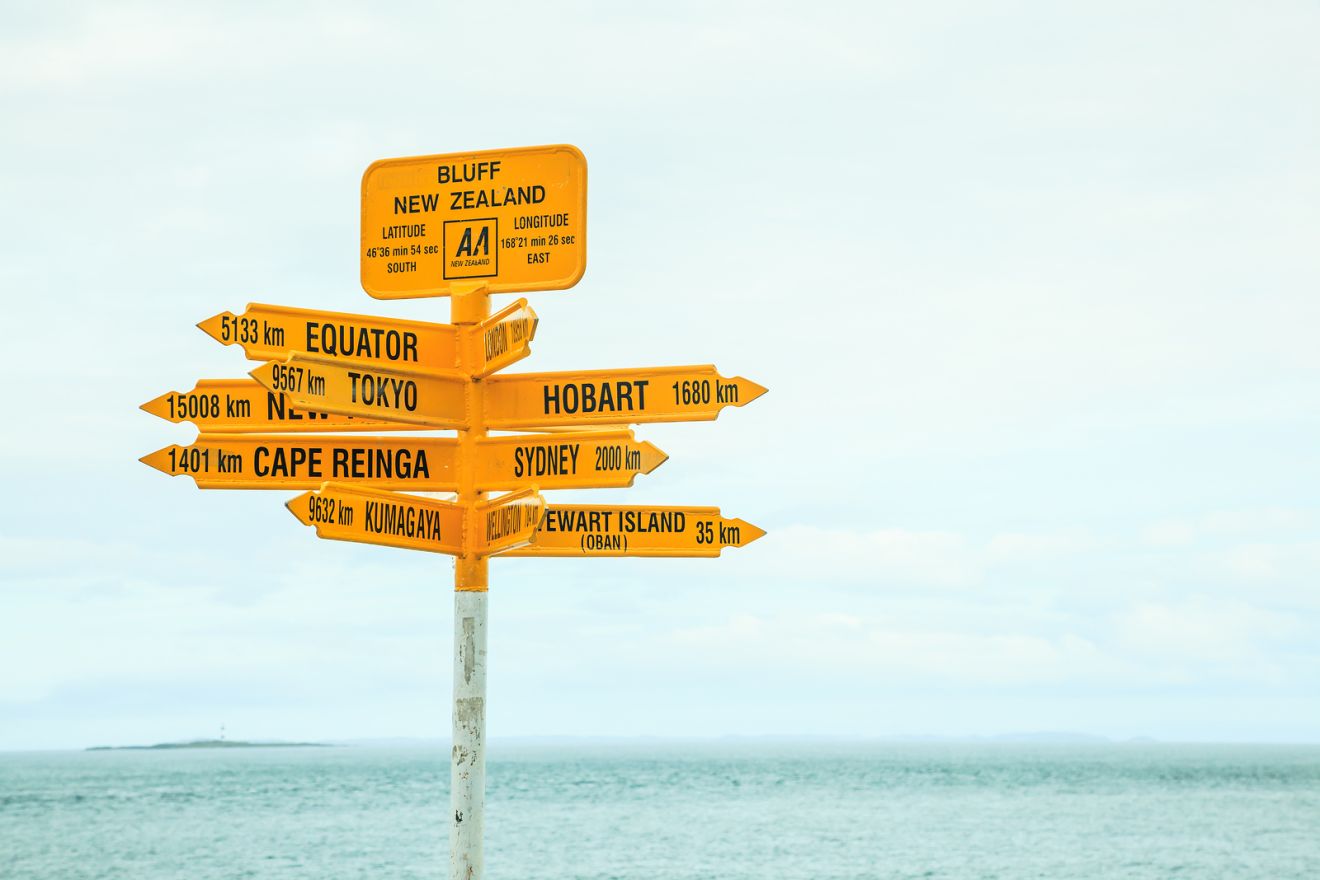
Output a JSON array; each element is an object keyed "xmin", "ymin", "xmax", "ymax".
[
  {"xmin": 666, "ymin": 610, "xmax": 1108, "ymax": 687},
  {"xmin": 1143, "ymin": 509, "xmax": 1314, "ymax": 547},
  {"xmin": 1112, "ymin": 599, "xmax": 1312, "ymax": 686},
  {"xmin": 748, "ymin": 525, "xmax": 977, "ymax": 587},
  {"xmin": 986, "ymin": 530, "xmax": 1097, "ymax": 562},
  {"xmin": 744, "ymin": 524, "xmax": 1102, "ymax": 588}
]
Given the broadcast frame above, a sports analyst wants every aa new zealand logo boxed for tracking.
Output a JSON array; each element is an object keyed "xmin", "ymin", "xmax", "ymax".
[{"xmin": 443, "ymin": 218, "xmax": 498, "ymax": 280}]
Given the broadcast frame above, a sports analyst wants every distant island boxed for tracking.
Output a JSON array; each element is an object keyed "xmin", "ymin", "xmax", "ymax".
[{"xmin": 87, "ymin": 739, "xmax": 331, "ymax": 751}]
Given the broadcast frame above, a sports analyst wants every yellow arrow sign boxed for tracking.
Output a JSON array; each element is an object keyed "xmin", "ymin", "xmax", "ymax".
[
  {"xmin": 474, "ymin": 430, "xmax": 667, "ymax": 490},
  {"xmin": 140, "ymin": 435, "xmax": 458, "ymax": 490},
  {"xmin": 285, "ymin": 483, "xmax": 544, "ymax": 556},
  {"xmin": 140, "ymin": 379, "xmax": 427, "ymax": 433},
  {"xmin": 505, "ymin": 505, "xmax": 765, "ymax": 557},
  {"xmin": 287, "ymin": 482, "xmax": 467, "ymax": 555},
  {"xmin": 139, "ymin": 430, "xmax": 667, "ymax": 491},
  {"xmin": 470, "ymin": 298, "xmax": 538, "ymax": 378},
  {"xmin": 484, "ymin": 365, "xmax": 767, "ymax": 429},
  {"xmin": 249, "ymin": 355, "xmax": 468, "ymax": 429},
  {"xmin": 197, "ymin": 302, "xmax": 460, "ymax": 369},
  {"xmin": 197, "ymin": 298, "xmax": 537, "ymax": 377},
  {"xmin": 479, "ymin": 487, "xmax": 546, "ymax": 556},
  {"xmin": 361, "ymin": 144, "xmax": 587, "ymax": 300}
]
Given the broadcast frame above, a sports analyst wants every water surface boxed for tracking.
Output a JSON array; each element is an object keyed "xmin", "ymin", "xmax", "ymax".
[{"xmin": 3, "ymin": 742, "xmax": 1318, "ymax": 878}]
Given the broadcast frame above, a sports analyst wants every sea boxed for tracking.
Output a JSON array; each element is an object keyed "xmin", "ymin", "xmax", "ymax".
[{"xmin": 2, "ymin": 741, "xmax": 1318, "ymax": 879}]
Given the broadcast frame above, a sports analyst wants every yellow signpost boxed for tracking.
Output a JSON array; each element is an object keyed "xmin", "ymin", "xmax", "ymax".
[
  {"xmin": 506, "ymin": 505, "xmax": 765, "ymax": 557},
  {"xmin": 285, "ymin": 483, "xmax": 543, "ymax": 556},
  {"xmin": 140, "ymin": 379, "xmax": 426, "ymax": 433},
  {"xmin": 140, "ymin": 435, "xmax": 458, "ymax": 490},
  {"xmin": 198, "ymin": 298, "xmax": 537, "ymax": 376},
  {"xmin": 485, "ymin": 365, "xmax": 768, "ymax": 428},
  {"xmin": 198, "ymin": 302, "xmax": 459, "ymax": 367},
  {"xmin": 247, "ymin": 358, "xmax": 765, "ymax": 431},
  {"xmin": 361, "ymin": 145, "xmax": 587, "ymax": 300},
  {"xmin": 140, "ymin": 144, "xmax": 766, "ymax": 880},
  {"xmin": 467, "ymin": 299, "xmax": 539, "ymax": 377},
  {"xmin": 472, "ymin": 430, "xmax": 667, "ymax": 491},
  {"xmin": 249, "ymin": 354, "xmax": 469, "ymax": 429},
  {"xmin": 141, "ymin": 430, "xmax": 667, "ymax": 492}
]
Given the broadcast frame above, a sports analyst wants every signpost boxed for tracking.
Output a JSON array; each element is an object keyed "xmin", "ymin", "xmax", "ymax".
[
  {"xmin": 485, "ymin": 365, "xmax": 768, "ymax": 428},
  {"xmin": 472, "ymin": 430, "xmax": 667, "ymax": 490},
  {"xmin": 361, "ymin": 144, "xmax": 587, "ymax": 300},
  {"xmin": 139, "ymin": 144, "xmax": 766, "ymax": 880},
  {"xmin": 141, "ymin": 430, "xmax": 667, "ymax": 491},
  {"xmin": 285, "ymin": 483, "xmax": 543, "ymax": 556},
  {"xmin": 506, "ymin": 505, "xmax": 766, "ymax": 557},
  {"xmin": 249, "ymin": 354, "xmax": 469, "ymax": 429},
  {"xmin": 141, "ymin": 379, "xmax": 427, "ymax": 432},
  {"xmin": 140, "ymin": 434, "xmax": 458, "ymax": 490},
  {"xmin": 199, "ymin": 298, "xmax": 537, "ymax": 376}
]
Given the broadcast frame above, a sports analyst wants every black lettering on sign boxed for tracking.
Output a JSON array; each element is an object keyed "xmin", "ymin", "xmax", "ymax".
[
  {"xmin": 437, "ymin": 161, "xmax": 501, "ymax": 183},
  {"xmin": 394, "ymin": 193, "xmax": 441, "ymax": 214},
  {"xmin": 542, "ymin": 509, "xmax": 613, "ymax": 533},
  {"xmin": 266, "ymin": 393, "xmax": 330, "ymax": 423},
  {"xmin": 307, "ymin": 323, "xmax": 419, "ymax": 362},
  {"xmin": 486, "ymin": 504, "xmax": 524, "ymax": 542},
  {"xmin": 382, "ymin": 224, "xmax": 426, "ymax": 239},
  {"xmin": 455, "ymin": 225, "xmax": 489, "ymax": 258},
  {"xmin": 347, "ymin": 372, "xmax": 419, "ymax": 411},
  {"xmin": 583, "ymin": 534, "xmax": 623, "ymax": 551},
  {"xmin": 512, "ymin": 443, "xmax": 580, "ymax": 478},
  {"xmin": 618, "ymin": 510, "xmax": 685, "ymax": 533},
  {"xmin": 541, "ymin": 381, "xmax": 649, "ymax": 416},
  {"xmin": 484, "ymin": 323, "xmax": 508, "ymax": 361},
  {"xmin": 449, "ymin": 186, "xmax": 545, "ymax": 211},
  {"xmin": 331, "ymin": 447, "xmax": 431, "ymax": 480},
  {"xmin": 254, "ymin": 445, "xmax": 324, "ymax": 478},
  {"xmin": 365, "ymin": 500, "xmax": 444, "ymax": 541}
]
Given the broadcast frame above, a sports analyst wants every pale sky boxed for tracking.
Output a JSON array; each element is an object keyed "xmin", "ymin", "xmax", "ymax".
[{"xmin": 3, "ymin": 1, "xmax": 1319, "ymax": 750}]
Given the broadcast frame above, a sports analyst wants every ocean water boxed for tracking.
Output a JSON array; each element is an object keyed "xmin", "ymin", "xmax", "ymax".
[{"xmin": 2, "ymin": 742, "xmax": 1318, "ymax": 879}]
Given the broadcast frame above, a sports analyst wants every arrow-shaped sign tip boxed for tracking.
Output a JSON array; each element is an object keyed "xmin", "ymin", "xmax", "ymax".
[
  {"xmin": 139, "ymin": 393, "xmax": 172, "ymax": 421},
  {"xmin": 196, "ymin": 312, "xmax": 232, "ymax": 345},
  {"xmin": 639, "ymin": 441, "xmax": 669, "ymax": 475},
  {"xmin": 285, "ymin": 491, "xmax": 315, "ymax": 526},
  {"xmin": 728, "ymin": 518, "xmax": 766, "ymax": 547},
  {"xmin": 138, "ymin": 446, "xmax": 176, "ymax": 475},
  {"xmin": 734, "ymin": 377, "xmax": 768, "ymax": 407},
  {"xmin": 247, "ymin": 363, "xmax": 272, "ymax": 389},
  {"xmin": 525, "ymin": 303, "xmax": 540, "ymax": 344}
]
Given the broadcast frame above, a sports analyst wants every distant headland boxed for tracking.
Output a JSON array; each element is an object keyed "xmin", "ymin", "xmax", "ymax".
[{"xmin": 86, "ymin": 739, "xmax": 331, "ymax": 751}]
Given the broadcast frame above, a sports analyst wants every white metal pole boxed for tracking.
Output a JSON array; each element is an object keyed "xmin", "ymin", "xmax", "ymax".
[
  {"xmin": 450, "ymin": 285, "xmax": 491, "ymax": 880},
  {"xmin": 451, "ymin": 588, "xmax": 488, "ymax": 880}
]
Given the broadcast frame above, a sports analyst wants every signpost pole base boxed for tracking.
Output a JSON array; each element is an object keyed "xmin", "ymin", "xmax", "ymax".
[{"xmin": 451, "ymin": 579, "xmax": 487, "ymax": 880}]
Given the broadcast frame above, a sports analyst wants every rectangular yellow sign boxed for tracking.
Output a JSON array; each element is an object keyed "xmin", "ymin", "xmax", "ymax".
[
  {"xmin": 140, "ymin": 379, "xmax": 428, "ymax": 433},
  {"xmin": 361, "ymin": 145, "xmax": 587, "ymax": 299},
  {"xmin": 250, "ymin": 355, "xmax": 468, "ymax": 429},
  {"xmin": 141, "ymin": 435, "xmax": 458, "ymax": 490},
  {"xmin": 286, "ymin": 483, "xmax": 544, "ymax": 556},
  {"xmin": 505, "ymin": 505, "xmax": 765, "ymax": 557},
  {"xmin": 484, "ymin": 365, "xmax": 768, "ymax": 429}
]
